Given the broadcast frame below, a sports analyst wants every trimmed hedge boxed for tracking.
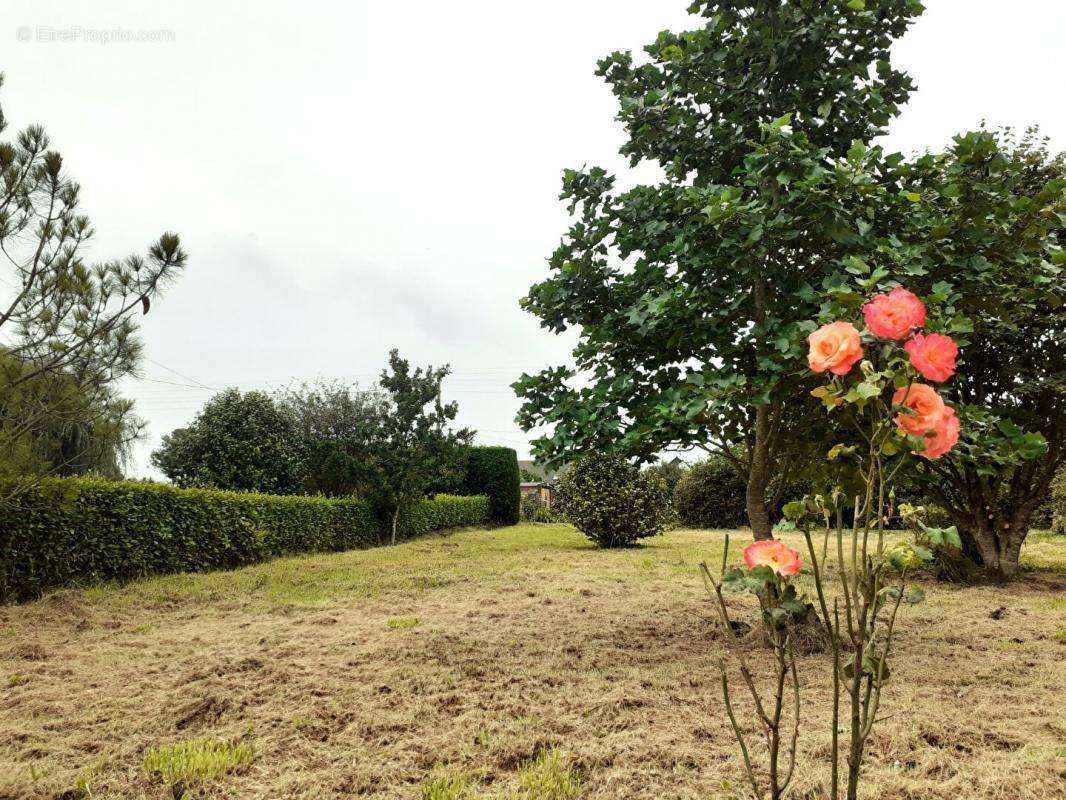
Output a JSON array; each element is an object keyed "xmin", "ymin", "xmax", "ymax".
[
  {"xmin": 0, "ymin": 478, "xmax": 489, "ymax": 602},
  {"xmin": 463, "ymin": 446, "xmax": 520, "ymax": 525},
  {"xmin": 400, "ymin": 494, "xmax": 490, "ymax": 537}
]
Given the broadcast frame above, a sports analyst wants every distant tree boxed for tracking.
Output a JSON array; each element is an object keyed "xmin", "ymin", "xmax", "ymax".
[
  {"xmin": 0, "ymin": 73, "xmax": 185, "ymax": 499},
  {"xmin": 1051, "ymin": 468, "xmax": 1065, "ymax": 535},
  {"xmin": 514, "ymin": 1, "xmax": 924, "ymax": 539},
  {"xmin": 278, "ymin": 380, "xmax": 392, "ymax": 496},
  {"xmin": 151, "ymin": 389, "xmax": 303, "ymax": 494},
  {"xmin": 362, "ymin": 350, "xmax": 474, "ymax": 544},
  {"xmin": 643, "ymin": 458, "xmax": 688, "ymax": 495},
  {"xmin": 673, "ymin": 456, "xmax": 748, "ymax": 529},
  {"xmin": 519, "ymin": 467, "xmax": 541, "ymax": 483}
]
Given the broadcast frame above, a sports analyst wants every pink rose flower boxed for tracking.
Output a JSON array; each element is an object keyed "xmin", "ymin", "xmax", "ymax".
[
  {"xmin": 892, "ymin": 383, "xmax": 945, "ymax": 436},
  {"xmin": 905, "ymin": 333, "xmax": 958, "ymax": 382},
  {"xmin": 863, "ymin": 287, "xmax": 926, "ymax": 340},
  {"xmin": 920, "ymin": 406, "xmax": 960, "ymax": 459},
  {"xmin": 807, "ymin": 321, "xmax": 864, "ymax": 376},
  {"xmin": 743, "ymin": 539, "xmax": 804, "ymax": 577}
]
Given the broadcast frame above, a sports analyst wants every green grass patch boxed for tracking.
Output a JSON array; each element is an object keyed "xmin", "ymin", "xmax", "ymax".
[
  {"xmin": 143, "ymin": 737, "xmax": 254, "ymax": 792},
  {"xmin": 388, "ymin": 616, "xmax": 420, "ymax": 629},
  {"xmin": 517, "ymin": 749, "xmax": 582, "ymax": 800},
  {"xmin": 420, "ymin": 766, "xmax": 478, "ymax": 799},
  {"xmin": 15, "ymin": 524, "xmax": 1061, "ymax": 617}
]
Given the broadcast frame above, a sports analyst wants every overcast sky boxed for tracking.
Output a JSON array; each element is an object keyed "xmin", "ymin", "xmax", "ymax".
[{"xmin": 4, "ymin": 1, "xmax": 1065, "ymax": 478}]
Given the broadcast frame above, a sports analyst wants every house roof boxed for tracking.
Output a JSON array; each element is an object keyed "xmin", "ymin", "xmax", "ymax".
[{"xmin": 518, "ymin": 460, "xmax": 552, "ymax": 480}]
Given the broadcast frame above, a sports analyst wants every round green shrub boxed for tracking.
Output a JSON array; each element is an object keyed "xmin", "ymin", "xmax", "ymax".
[
  {"xmin": 673, "ymin": 457, "xmax": 748, "ymax": 529},
  {"xmin": 556, "ymin": 453, "xmax": 671, "ymax": 548}
]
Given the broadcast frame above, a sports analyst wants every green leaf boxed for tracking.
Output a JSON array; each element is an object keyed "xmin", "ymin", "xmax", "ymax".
[
  {"xmin": 659, "ymin": 44, "xmax": 684, "ymax": 62},
  {"xmin": 769, "ymin": 113, "xmax": 793, "ymax": 131},
  {"xmin": 856, "ymin": 382, "xmax": 881, "ymax": 400},
  {"xmin": 847, "ymin": 141, "xmax": 867, "ymax": 162},
  {"xmin": 774, "ymin": 518, "xmax": 797, "ymax": 534},
  {"xmin": 911, "ymin": 545, "xmax": 934, "ymax": 563},
  {"xmin": 847, "ymin": 0, "xmax": 866, "ymax": 9},
  {"xmin": 843, "ymin": 654, "xmax": 890, "ymax": 683},
  {"xmin": 827, "ymin": 443, "xmax": 855, "ymax": 461},
  {"xmin": 844, "ymin": 256, "xmax": 870, "ymax": 276}
]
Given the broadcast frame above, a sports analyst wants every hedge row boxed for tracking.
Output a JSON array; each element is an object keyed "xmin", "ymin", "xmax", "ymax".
[
  {"xmin": 463, "ymin": 446, "xmax": 520, "ymax": 525},
  {"xmin": 401, "ymin": 493, "xmax": 491, "ymax": 537},
  {"xmin": 0, "ymin": 478, "xmax": 489, "ymax": 602}
]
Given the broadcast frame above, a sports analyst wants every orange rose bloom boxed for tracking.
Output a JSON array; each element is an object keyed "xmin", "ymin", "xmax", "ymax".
[
  {"xmin": 905, "ymin": 333, "xmax": 958, "ymax": 382},
  {"xmin": 921, "ymin": 406, "xmax": 960, "ymax": 459},
  {"xmin": 892, "ymin": 383, "xmax": 945, "ymax": 436},
  {"xmin": 863, "ymin": 287, "xmax": 926, "ymax": 340},
  {"xmin": 807, "ymin": 321, "xmax": 863, "ymax": 376},
  {"xmin": 743, "ymin": 539, "xmax": 803, "ymax": 576}
]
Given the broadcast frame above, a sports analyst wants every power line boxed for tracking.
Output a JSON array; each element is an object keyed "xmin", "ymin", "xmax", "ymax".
[{"xmin": 143, "ymin": 357, "xmax": 217, "ymax": 391}]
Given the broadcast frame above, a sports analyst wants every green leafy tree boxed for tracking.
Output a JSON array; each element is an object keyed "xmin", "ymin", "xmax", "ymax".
[
  {"xmin": 362, "ymin": 350, "xmax": 474, "ymax": 544},
  {"xmin": 151, "ymin": 389, "xmax": 303, "ymax": 494},
  {"xmin": 890, "ymin": 129, "xmax": 1066, "ymax": 577},
  {"xmin": 278, "ymin": 380, "xmax": 392, "ymax": 497},
  {"xmin": 0, "ymin": 355, "xmax": 139, "ymax": 485},
  {"xmin": 514, "ymin": 0, "xmax": 924, "ymax": 539},
  {"xmin": 0, "ymin": 73, "xmax": 185, "ymax": 498}
]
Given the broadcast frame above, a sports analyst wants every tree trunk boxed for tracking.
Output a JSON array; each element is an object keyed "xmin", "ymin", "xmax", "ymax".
[
  {"xmin": 959, "ymin": 511, "xmax": 1028, "ymax": 581},
  {"xmin": 933, "ymin": 461, "xmax": 1052, "ymax": 582},
  {"xmin": 391, "ymin": 507, "xmax": 399, "ymax": 546},
  {"xmin": 747, "ymin": 404, "xmax": 773, "ymax": 540},
  {"xmin": 745, "ymin": 263, "xmax": 775, "ymax": 542}
]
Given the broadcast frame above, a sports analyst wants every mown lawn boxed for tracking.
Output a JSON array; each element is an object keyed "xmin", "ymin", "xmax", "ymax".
[{"xmin": 1, "ymin": 525, "xmax": 1064, "ymax": 799}]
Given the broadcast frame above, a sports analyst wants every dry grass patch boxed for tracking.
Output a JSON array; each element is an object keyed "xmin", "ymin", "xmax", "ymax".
[{"xmin": 0, "ymin": 525, "xmax": 1063, "ymax": 799}]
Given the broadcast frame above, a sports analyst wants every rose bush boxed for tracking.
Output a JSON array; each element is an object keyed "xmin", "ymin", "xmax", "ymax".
[{"xmin": 708, "ymin": 287, "xmax": 963, "ymax": 800}]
